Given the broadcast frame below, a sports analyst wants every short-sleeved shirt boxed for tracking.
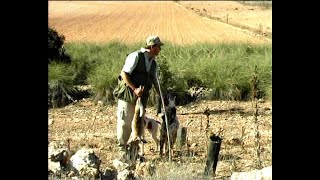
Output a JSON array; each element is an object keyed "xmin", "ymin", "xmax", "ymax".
[
  {"xmin": 122, "ymin": 47, "xmax": 161, "ymax": 100},
  {"xmin": 122, "ymin": 47, "xmax": 159, "ymax": 75}
]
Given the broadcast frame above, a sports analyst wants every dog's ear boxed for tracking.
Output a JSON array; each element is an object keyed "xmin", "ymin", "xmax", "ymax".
[
  {"xmin": 161, "ymin": 114, "xmax": 165, "ymax": 121},
  {"xmin": 164, "ymin": 94, "xmax": 169, "ymax": 106}
]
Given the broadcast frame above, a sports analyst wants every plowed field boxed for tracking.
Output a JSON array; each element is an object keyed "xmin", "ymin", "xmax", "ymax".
[{"xmin": 48, "ymin": 1, "xmax": 271, "ymax": 45}]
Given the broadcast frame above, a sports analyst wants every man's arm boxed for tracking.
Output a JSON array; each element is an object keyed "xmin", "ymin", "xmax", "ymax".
[
  {"xmin": 120, "ymin": 71, "xmax": 144, "ymax": 97},
  {"xmin": 120, "ymin": 52, "xmax": 144, "ymax": 97},
  {"xmin": 120, "ymin": 71, "xmax": 136, "ymax": 91}
]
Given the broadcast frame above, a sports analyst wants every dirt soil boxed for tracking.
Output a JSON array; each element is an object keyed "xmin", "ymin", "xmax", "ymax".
[{"xmin": 48, "ymin": 1, "xmax": 271, "ymax": 45}]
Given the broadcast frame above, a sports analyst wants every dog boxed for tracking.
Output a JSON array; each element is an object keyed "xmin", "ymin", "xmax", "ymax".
[
  {"xmin": 127, "ymin": 97, "xmax": 146, "ymax": 157},
  {"xmin": 159, "ymin": 94, "xmax": 180, "ymax": 157},
  {"xmin": 144, "ymin": 116, "xmax": 161, "ymax": 151}
]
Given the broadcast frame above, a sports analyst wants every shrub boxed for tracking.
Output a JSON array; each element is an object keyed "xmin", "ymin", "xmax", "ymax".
[
  {"xmin": 48, "ymin": 62, "xmax": 76, "ymax": 108},
  {"xmin": 48, "ymin": 27, "xmax": 71, "ymax": 64}
]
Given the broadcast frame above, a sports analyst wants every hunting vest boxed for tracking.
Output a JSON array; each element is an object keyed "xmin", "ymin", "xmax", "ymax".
[{"xmin": 118, "ymin": 51, "xmax": 157, "ymax": 107}]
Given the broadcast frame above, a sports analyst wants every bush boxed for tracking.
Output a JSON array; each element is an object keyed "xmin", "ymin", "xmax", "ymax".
[
  {"xmin": 48, "ymin": 62, "xmax": 76, "ymax": 108},
  {"xmin": 48, "ymin": 27, "xmax": 71, "ymax": 64}
]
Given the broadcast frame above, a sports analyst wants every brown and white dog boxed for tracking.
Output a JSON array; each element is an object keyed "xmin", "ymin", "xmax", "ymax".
[
  {"xmin": 159, "ymin": 94, "xmax": 180, "ymax": 157},
  {"xmin": 144, "ymin": 116, "xmax": 161, "ymax": 151}
]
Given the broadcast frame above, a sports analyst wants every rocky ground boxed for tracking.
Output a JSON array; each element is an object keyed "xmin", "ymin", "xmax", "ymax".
[{"xmin": 48, "ymin": 98, "xmax": 272, "ymax": 179}]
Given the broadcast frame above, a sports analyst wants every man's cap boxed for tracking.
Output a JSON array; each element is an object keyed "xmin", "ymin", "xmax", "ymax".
[{"xmin": 146, "ymin": 35, "xmax": 164, "ymax": 46}]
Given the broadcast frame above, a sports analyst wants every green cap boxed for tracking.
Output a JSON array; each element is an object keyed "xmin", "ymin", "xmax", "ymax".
[{"xmin": 146, "ymin": 35, "xmax": 164, "ymax": 46}]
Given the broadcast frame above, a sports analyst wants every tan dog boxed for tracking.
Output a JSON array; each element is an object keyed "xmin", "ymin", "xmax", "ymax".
[{"xmin": 128, "ymin": 97, "xmax": 146, "ymax": 156}]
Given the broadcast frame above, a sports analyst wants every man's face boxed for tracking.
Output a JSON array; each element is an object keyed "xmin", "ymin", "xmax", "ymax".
[{"xmin": 151, "ymin": 44, "xmax": 161, "ymax": 56}]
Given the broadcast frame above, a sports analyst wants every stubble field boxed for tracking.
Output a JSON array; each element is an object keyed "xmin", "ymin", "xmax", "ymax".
[{"xmin": 48, "ymin": 1, "xmax": 271, "ymax": 45}]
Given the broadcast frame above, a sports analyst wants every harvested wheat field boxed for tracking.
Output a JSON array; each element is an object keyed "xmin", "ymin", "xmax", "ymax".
[
  {"xmin": 177, "ymin": 1, "xmax": 272, "ymax": 35},
  {"xmin": 48, "ymin": 1, "xmax": 272, "ymax": 179},
  {"xmin": 48, "ymin": 1, "xmax": 271, "ymax": 45}
]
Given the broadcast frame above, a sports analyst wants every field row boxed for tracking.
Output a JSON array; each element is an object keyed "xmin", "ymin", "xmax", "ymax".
[{"xmin": 49, "ymin": 1, "xmax": 271, "ymax": 45}]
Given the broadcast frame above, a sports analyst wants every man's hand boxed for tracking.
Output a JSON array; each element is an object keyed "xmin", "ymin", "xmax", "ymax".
[{"xmin": 134, "ymin": 85, "xmax": 144, "ymax": 97}]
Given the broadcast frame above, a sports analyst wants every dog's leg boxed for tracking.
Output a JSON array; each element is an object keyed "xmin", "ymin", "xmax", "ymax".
[
  {"xmin": 159, "ymin": 125, "xmax": 166, "ymax": 156},
  {"xmin": 150, "ymin": 128, "xmax": 160, "ymax": 151},
  {"xmin": 154, "ymin": 123, "xmax": 160, "ymax": 152},
  {"xmin": 141, "ymin": 129, "xmax": 146, "ymax": 156},
  {"xmin": 165, "ymin": 140, "xmax": 169, "ymax": 156},
  {"xmin": 160, "ymin": 133, "xmax": 167, "ymax": 156},
  {"xmin": 170, "ymin": 138, "xmax": 175, "ymax": 158},
  {"xmin": 159, "ymin": 136, "xmax": 164, "ymax": 156},
  {"xmin": 139, "ymin": 140, "xmax": 144, "ymax": 157},
  {"xmin": 155, "ymin": 137, "xmax": 160, "ymax": 152}
]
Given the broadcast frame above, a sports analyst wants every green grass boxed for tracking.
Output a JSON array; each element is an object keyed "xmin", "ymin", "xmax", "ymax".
[
  {"xmin": 49, "ymin": 42, "xmax": 272, "ymax": 107},
  {"xmin": 157, "ymin": 43, "xmax": 272, "ymax": 101},
  {"xmin": 48, "ymin": 62, "xmax": 77, "ymax": 108}
]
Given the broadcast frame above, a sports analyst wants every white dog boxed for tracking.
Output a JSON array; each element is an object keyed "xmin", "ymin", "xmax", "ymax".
[{"xmin": 144, "ymin": 116, "xmax": 161, "ymax": 151}]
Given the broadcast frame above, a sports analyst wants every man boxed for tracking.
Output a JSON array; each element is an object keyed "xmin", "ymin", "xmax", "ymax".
[{"xmin": 115, "ymin": 35, "xmax": 164, "ymax": 155}]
